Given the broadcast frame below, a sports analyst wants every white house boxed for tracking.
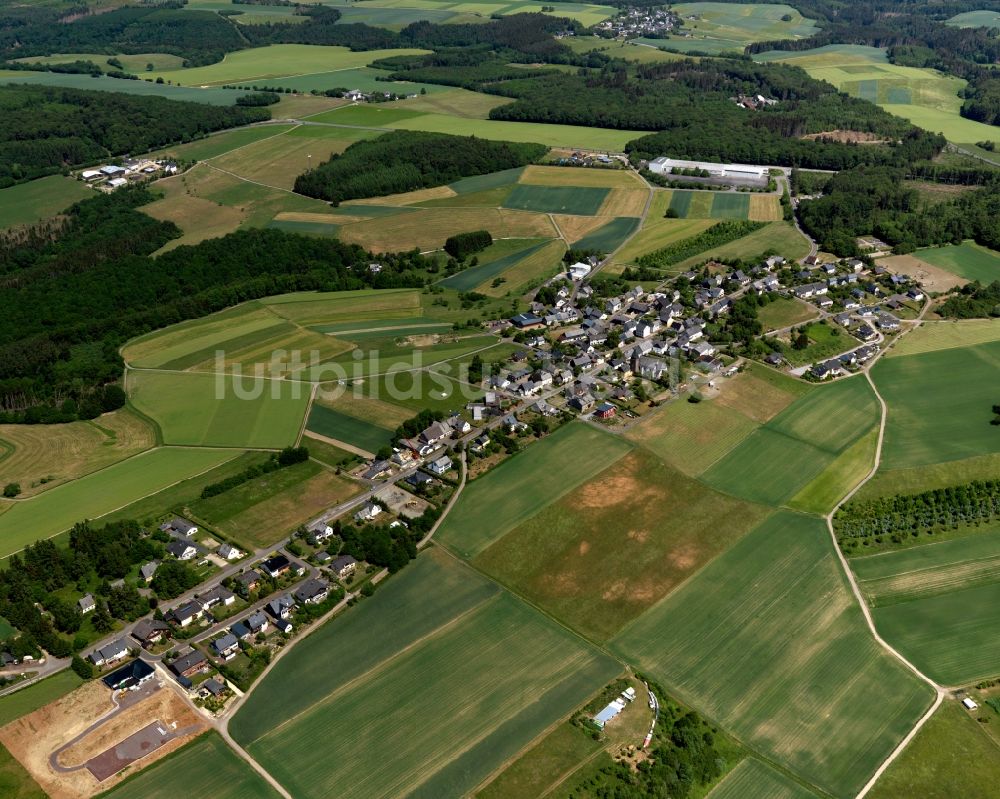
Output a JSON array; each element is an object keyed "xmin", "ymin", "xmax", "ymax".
[
  {"xmin": 354, "ymin": 502, "xmax": 383, "ymax": 523},
  {"xmin": 427, "ymin": 455, "xmax": 453, "ymax": 476}
]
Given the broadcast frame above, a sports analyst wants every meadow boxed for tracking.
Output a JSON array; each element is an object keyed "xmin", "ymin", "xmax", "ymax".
[
  {"xmin": 873, "ymin": 339, "xmax": 1000, "ymax": 469},
  {"xmin": 569, "ymin": 217, "xmax": 640, "ymax": 253},
  {"xmin": 473, "ymin": 447, "xmax": 772, "ymax": 641},
  {"xmin": 148, "ymin": 124, "xmax": 298, "ymax": 163},
  {"xmin": 0, "ymin": 71, "xmax": 243, "ymax": 104},
  {"xmin": 0, "ymin": 742, "xmax": 43, "ymax": 799},
  {"xmin": 787, "ymin": 427, "xmax": 879, "ymax": 515},
  {"xmin": 667, "ymin": 221, "xmax": 809, "ymax": 272},
  {"xmin": 231, "ymin": 550, "xmax": 620, "ymax": 799},
  {"xmin": 147, "ymin": 44, "xmax": 431, "ymax": 86},
  {"xmin": 703, "ymin": 375, "xmax": 879, "ymax": 507},
  {"xmin": 96, "ymin": 733, "xmax": 280, "ymax": 799},
  {"xmin": 0, "ymin": 176, "xmax": 92, "ymax": 230},
  {"xmin": 0, "ymin": 409, "xmax": 156, "ymax": 497},
  {"xmin": 612, "ymin": 511, "xmax": 935, "ymax": 798},
  {"xmin": 868, "ymin": 700, "xmax": 1000, "ymax": 799},
  {"xmin": 436, "ymin": 423, "xmax": 633, "ymax": 558},
  {"xmin": 0, "ymin": 671, "xmax": 83, "ymax": 727},
  {"xmin": 946, "ymin": 9, "xmax": 1000, "ymax": 27},
  {"xmin": 612, "ymin": 216, "xmax": 717, "ymax": 267},
  {"xmin": 439, "ymin": 239, "xmax": 561, "ymax": 293},
  {"xmin": 0, "ymin": 447, "xmax": 239, "ymax": 557},
  {"xmin": 127, "ymin": 369, "xmax": 311, "ymax": 448},
  {"xmin": 708, "ymin": 759, "xmax": 819, "ymax": 799},
  {"xmin": 755, "ymin": 45, "xmax": 1000, "ymax": 147},
  {"xmin": 305, "ymin": 401, "xmax": 396, "ymax": 454},
  {"xmin": 887, "ymin": 319, "xmax": 1000, "ymax": 359},
  {"xmin": 188, "ymin": 459, "xmax": 360, "ymax": 548},
  {"xmin": 910, "ymin": 242, "xmax": 1000, "ymax": 284},
  {"xmin": 757, "ymin": 297, "xmax": 818, "ymax": 332}
]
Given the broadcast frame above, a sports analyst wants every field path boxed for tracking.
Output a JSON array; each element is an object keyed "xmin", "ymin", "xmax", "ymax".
[{"xmin": 823, "ymin": 305, "xmax": 947, "ymax": 797}]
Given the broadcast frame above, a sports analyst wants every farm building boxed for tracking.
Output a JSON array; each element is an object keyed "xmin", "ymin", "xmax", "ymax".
[
  {"xmin": 593, "ymin": 699, "xmax": 626, "ymax": 729},
  {"xmin": 962, "ymin": 697, "xmax": 978, "ymax": 710}
]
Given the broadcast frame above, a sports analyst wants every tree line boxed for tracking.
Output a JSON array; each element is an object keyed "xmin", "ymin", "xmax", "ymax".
[
  {"xmin": 636, "ymin": 221, "xmax": 766, "ymax": 269},
  {"xmin": 293, "ymin": 131, "xmax": 547, "ymax": 204}
]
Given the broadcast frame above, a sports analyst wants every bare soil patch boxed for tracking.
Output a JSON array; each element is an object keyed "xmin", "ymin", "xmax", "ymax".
[
  {"xmin": 802, "ymin": 130, "xmax": 887, "ymax": 144},
  {"xmin": 878, "ymin": 254, "xmax": 967, "ymax": 293}
]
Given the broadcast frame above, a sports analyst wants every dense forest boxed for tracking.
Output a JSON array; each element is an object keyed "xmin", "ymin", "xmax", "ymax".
[
  {"xmin": 0, "ymin": 188, "xmax": 431, "ymax": 420},
  {"xmin": 796, "ymin": 166, "xmax": 1000, "ymax": 255},
  {"xmin": 0, "ymin": 84, "xmax": 269, "ymax": 186},
  {"xmin": 384, "ymin": 56, "xmax": 944, "ymax": 170},
  {"xmin": 294, "ymin": 131, "xmax": 547, "ymax": 203},
  {"xmin": 939, "ymin": 281, "xmax": 1000, "ymax": 318}
]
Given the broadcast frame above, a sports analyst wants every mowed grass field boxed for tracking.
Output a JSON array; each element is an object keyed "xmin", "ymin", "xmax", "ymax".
[
  {"xmin": 97, "ymin": 733, "xmax": 280, "ymax": 799},
  {"xmin": 0, "ymin": 176, "xmax": 92, "ymax": 230},
  {"xmin": 868, "ymin": 700, "xmax": 1000, "ymax": 799},
  {"xmin": 146, "ymin": 44, "xmax": 431, "ymax": 85},
  {"xmin": 853, "ymin": 527, "xmax": 1000, "ymax": 685},
  {"xmin": 708, "ymin": 758, "xmax": 819, "ymax": 799},
  {"xmin": 612, "ymin": 511, "xmax": 934, "ymax": 798},
  {"xmin": 667, "ymin": 2, "xmax": 818, "ymax": 50},
  {"xmin": 0, "ymin": 742, "xmax": 43, "ymax": 799},
  {"xmin": 188, "ymin": 459, "xmax": 360, "ymax": 548},
  {"xmin": 911, "ymin": 242, "xmax": 1000, "ymax": 284},
  {"xmin": 436, "ymin": 423, "xmax": 633, "ymax": 558},
  {"xmin": 702, "ymin": 375, "xmax": 879, "ymax": 507},
  {"xmin": 473, "ymin": 447, "xmax": 772, "ymax": 641},
  {"xmin": 873, "ymin": 338, "xmax": 1000, "ymax": 469},
  {"xmin": 128, "ymin": 370, "xmax": 311, "ymax": 448},
  {"xmin": 231, "ymin": 550, "xmax": 620, "ymax": 799},
  {"xmin": 946, "ymin": 9, "xmax": 1000, "ymax": 27},
  {"xmin": 0, "ymin": 671, "xmax": 83, "ymax": 727},
  {"xmin": 887, "ymin": 319, "xmax": 1000, "ymax": 358},
  {"xmin": 0, "ymin": 447, "xmax": 239, "ymax": 557},
  {"xmin": 0, "ymin": 409, "xmax": 155, "ymax": 497}
]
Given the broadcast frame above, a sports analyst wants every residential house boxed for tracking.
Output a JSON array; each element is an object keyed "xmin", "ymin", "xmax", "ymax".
[
  {"xmin": 568, "ymin": 394, "xmax": 595, "ymax": 412},
  {"xmin": 363, "ymin": 460, "xmax": 392, "ymax": 481},
  {"xmin": 307, "ymin": 524, "xmax": 335, "ymax": 545},
  {"xmin": 140, "ymin": 561, "xmax": 159, "ymax": 583},
  {"xmin": 427, "ymin": 455, "xmax": 453, "ymax": 476},
  {"xmin": 198, "ymin": 585, "xmax": 236, "ymax": 612},
  {"xmin": 235, "ymin": 570, "xmax": 262, "ymax": 595},
  {"xmin": 812, "ymin": 360, "xmax": 844, "ymax": 380},
  {"xmin": 166, "ymin": 539, "xmax": 197, "ymax": 561},
  {"xmin": 856, "ymin": 323, "xmax": 878, "ymax": 342},
  {"xmin": 594, "ymin": 402, "xmax": 617, "ymax": 420},
  {"xmin": 89, "ymin": 639, "xmax": 130, "ymax": 667},
  {"xmin": 203, "ymin": 678, "xmax": 227, "ymax": 698},
  {"xmin": 354, "ymin": 502, "xmax": 383, "ymax": 524},
  {"xmin": 212, "ymin": 633, "xmax": 240, "ymax": 661},
  {"xmin": 247, "ymin": 611, "xmax": 269, "ymax": 635},
  {"xmin": 78, "ymin": 594, "xmax": 96, "ymax": 614},
  {"xmin": 876, "ymin": 312, "xmax": 900, "ymax": 332},
  {"xmin": 168, "ymin": 601, "xmax": 204, "ymax": 628},
  {"xmin": 266, "ymin": 595, "xmax": 295, "ymax": 620},
  {"xmin": 218, "ymin": 543, "xmax": 243, "ymax": 561},
  {"xmin": 261, "ymin": 554, "xmax": 292, "ymax": 579},
  {"xmin": 404, "ymin": 471, "xmax": 435, "ymax": 490},
  {"xmin": 160, "ymin": 517, "xmax": 198, "ymax": 537},
  {"xmin": 170, "ymin": 649, "xmax": 207, "ymax": 679},
  {"xmin": 132, "ymin": 619, "xmax": 171, "ymax": 649},
  {"xmin": 231, "ymin": 621, "xmax": 252, "ymax": 640},
  {"xmin": 447, "ymin": 414, "xmax": 471, "ymax": 434},
  {"xmin": 294, "ymin": 577, "xmax": 330, "ymax": 605},
  {"xmin": 330, "ymin": 555, "xmax": 358, "ymax": 580},
  {"xmin": 103, "ymin": 659, "xmax": 155, "ymax": 691}
]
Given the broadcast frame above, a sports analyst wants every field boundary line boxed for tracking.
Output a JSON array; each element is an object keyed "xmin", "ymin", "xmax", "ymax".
[
  {"xmin": 203, "ymin": 162, "xmax": 299, "ymax": 196},
  {"xmin": 302, "ymin": 430, "xmax": 375, "ymax": 460},
  {"xmin": 201, "ymin": 122, "xmax": 301, "ymax": 163},
  {"xmin": 295, "ymin": 382, "xmax": 318, "ymax": 448},
  {"xmin": 242, "ymin": 590, "xmax": 501, "ymax": 748}
]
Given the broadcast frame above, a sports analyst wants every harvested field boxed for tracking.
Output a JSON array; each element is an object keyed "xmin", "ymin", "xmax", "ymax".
[
  {"xmin": 876, "ymin": 254, "xmax": 967, "ymax": 293},
  {"xmin": 436, "ymin": 423, "xmax": 633, "ymax": 558},
  {"xmin": 0, "ymin": 679, "xmax": 205, "ymax": 799},
  {"xmin": 350, "ymin": 185, "xmax": 458, "ymax": 206},
  {"xmin": 628, "ymin": 399, "xmax": 758, "ymax": 477},
  {"xmin": 747, "ymin": 194, "xmax": 783, "ymax": 221},
  {"xmin": 612, "ymin": 511, "xmax": 934, "ymax": 798},
  {"xmin": 715, "ymin": 363, "xmax": 810, "ymax": 423},
  {"xmin": 519, "ymin": 165, "xmax": 640, "ymax": 188},
  {"xmin": 595, "ymin": 188, "xmax": 648, "ymax": 217},
  {"xmin": 0, "ymin": 409, "xmax": 155, "ymax": 497},
  {"xmin": 551, "ymin": 214, "xmax": 611, "ymax": 242},
  {"xmin": 474, "ymin": 448, "xmax": 771, "ymax": 640},
  {"xmin": 231, "ymin": 549, "xmax": 619, "ymax": 799}
]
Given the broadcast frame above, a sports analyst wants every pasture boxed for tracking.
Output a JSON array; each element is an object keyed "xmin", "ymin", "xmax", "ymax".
[
  {"xmin": 0, "ymin": 176, "xmax": 92, "ymax": 230},
  {"xmin": 188, "ymin": 459, "xmax": 360, "ymax": 548},
  {"xmin": 474, "ymin": 448, "xmax": 771, "ymax": 641},
  {"xmin": 97, "ymin": 733, "xmax": 280, "ymax": 799},
  {"xmin": 146, "ymin": 44, "xmax": 431, "ymax": 85},
  {"xmin": 0, "ymin": 742, "xmax": 43, "ymax": 799},
  {"xmin": 703, "ymin": 375, "xmax": 879, "ymax": 507},
  {"xmin": 946, "ymin": 9, "xmax": 1000, "ymax": 27},
  {"xmin": 873, "ymin": 339, "xmax": 1000, "ymax": 469},
  {"xmin": 757, "ymin": 297, "xmax": 818, "ymax": 332},
  {"xmin": 231, "ymin": 549, "xmax": 620, "ymax": 799},
  {"xmin": 612, "ymin": 511, "xmax": 935, "ymax": 799},
  {"xmin": 0, "ymin": 447, "xmax": 239, "ymax": 557},
  {"xmin": 127, "ymin": 369, "xmax": 312, "ymax": 448},
  {"xmin": 0, "ymin": 409, "xmax": 156, "ymax": 496},
  {"xmin": 911, "ymin": 242, "xmax": 1000, "ymax": 284},
  {"xmin": 708, "ymin": 759, "xmax": 819, "ymax": 799},
  {"xmin": 436, "ymin": 423, "xmax": 633, "ymax": 558},
  {"xmin": 148, "ymin": 124, "xmax": 297, "ymax": 163},
  {"xmin": 787, "ymin": 428, "xmax": 878, "ymax": 515},
  {"xmin": 263, "ymin": 287, "xmax": 423, "ymax": 325},
  {"xmin": 868, "ymin": 700, "xmax": 1000, "ymax": 799}
]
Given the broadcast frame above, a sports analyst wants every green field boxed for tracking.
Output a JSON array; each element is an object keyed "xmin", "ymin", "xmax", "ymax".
[
  {"xmin": 868, "ymin": 700, "xmax": 1000, "ymax": 799},
  {"xmin": 911, "ymin": 242, "xmax": 1000, "ymax": 284},
  {"xmin": 873, "ymin": 339, "xmax": 1000, "ymax": 469},
  {"xmin": 473, "ymin": 447, "xmax": 771, "ymax": 641},
  {"xmin": 436, "ymin": 423, "xmax": 633, "ymax": 558},
  {"xmin": 887, "ymin": 319, "xmax": 1000, "ymax": 359},
  {"xmin": 703, "ymin": 376, "xmax": 879, "ymax": 507},
  {"xmin": 503, "ymin": 185, "xmax": 610, "ymax": 215},
  {"xmin": 439, "ymin": 239, "xmax": 552, "ymax": 292},
  {"xmin": 570, "ymin": 216, "xmax": 640, "ymax": 252},
  {"xmin": 946, "ymin": 9, "xmax": 1000, "ymax": 27},
  {"xmin": 305, "ymin": 403, "xmax": 395, "ymax": 453},
  {"xmin": 363, "ymin": 370, "xmax": 484, "ymax": 413},
  {"xmin": 0, "ymin": 742, "xmax": 44, "ymax": 799},
  {"xmin": 757, "ymin": 297, "xmax": 818, "ymax": 332},
  {"xmin": 147, "ymin": 44, "xmax": 431, "ymax": 85},
  {"xmin": 148, "ymin": 124, "xmax": 297, "ymax": 163},
  {"xmin": 96, "ymin": 732, "xmax": 280, "ymax": 799},
  {"xmin": 658, "ymin": 2, "xmax": 818, "ymax": 53},
  {"xmin": 0, "ymin": 176, "xmax": 93, "ymax": 230},
  {"xmin": 755, "ymin": 45, "xmax": 1000, "ymax": 147},
  {"xmin": 0, "ymin": 447, "xmax": 238, "ymax": 557},
  {"xmin": 612, "ymin": 511, "xmax": 934, "ymax": 798},
  {"xmin": 669, "ymin": 221, "xmax": 810, "ymax": 271},
  {"xmin": 708, "ymin": 758, "xmax": 819, "ymax": 799},
  {"xmin": 128, "ymin": 369, "xmax": 312, "ymax": 448},
  {"xmin": 787, "ymin": 427, "xmax": 879, "ymax": 515},
  {"xmin": 0, "ymin": 70, "xmax": 242, "ymax": 104},
  {"xmin": 231, "ymin": 549, "xmax": 620, "ymax": 799},
  {"xmin": 0, "ymin": 671, "xmax": 83, "ymax": 727}
]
